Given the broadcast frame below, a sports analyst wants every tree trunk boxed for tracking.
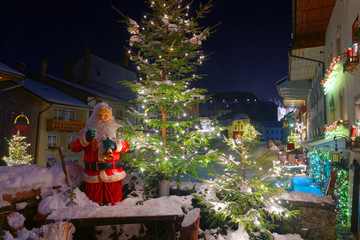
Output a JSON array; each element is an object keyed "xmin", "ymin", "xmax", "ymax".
[
  {"xmin": 180, "ymin": 208, "xmax": 200, "ymax": 240},
  {"xmin": 161, "ymin": 112, "xmax": 166, "ymax": 146}
]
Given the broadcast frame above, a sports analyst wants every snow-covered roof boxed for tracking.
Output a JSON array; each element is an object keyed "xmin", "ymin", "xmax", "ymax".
[
  {"xmin": 21, "ymin": 78, "xmax": 92, "ymax": 109},
  {"xmin": 47, "ymin": 74, "xmax": 127, "ymax": 102},
  {"xmin": 0, "ymin": 62, "xmax": 25, "ymax": 79}
]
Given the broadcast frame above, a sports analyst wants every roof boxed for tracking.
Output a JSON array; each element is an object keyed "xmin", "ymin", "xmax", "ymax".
[
  {"xmin": 292, "ymin": 0, "xmax": 336, "ymax": 49},
  {"xmin": 208, "ymin": 91, "xmax": 260, "ymax": 103},
  {"xmin": 21, "ymin": 78, "xmax": 92, "ymax": 109},
  {"xmin": 300, "ymin": 137, "xmax": 347, "ymax": 149},
  {"xmin": 261, "ymin": 121, "xmax": 282, "ymax": 128},
  {"xmin": 276, "ymin": 77, "xmax": 311, "ymax": 100},
  {"xmin": 0, "ymin": 62, "xmax": 25, "ymax": 81},
  {"xmin": 218, "ymin": 112, "xmax": 250, "ymax": 121},
  {"xmin": 47, "ymin": 74, "xmax": 127, "ymax": 102}
]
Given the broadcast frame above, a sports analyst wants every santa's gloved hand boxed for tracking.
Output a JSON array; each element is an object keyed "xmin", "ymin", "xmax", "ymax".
[
  {"xmin": 86, "ymin": 129, "xmax": 96, "ymax": 142},
  {"xmin": 103, "ymin": 138, "xmax": 116, "ymax": 151}
]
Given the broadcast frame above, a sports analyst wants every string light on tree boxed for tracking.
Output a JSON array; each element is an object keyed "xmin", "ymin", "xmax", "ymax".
[{"xmin": 2, "ymin": 131, "xmax": 33, "ymax": 166}]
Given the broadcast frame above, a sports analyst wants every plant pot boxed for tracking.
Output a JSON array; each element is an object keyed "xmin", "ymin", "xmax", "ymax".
[{"xmin": 159, "ymin": 180, "xmax": 171, "ymax": 196}]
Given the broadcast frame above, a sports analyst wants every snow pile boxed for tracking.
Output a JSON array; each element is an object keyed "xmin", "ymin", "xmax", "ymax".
[
  {"xmin": 182, "ymin": 208, "xmax": 200, "ymax": 228},
  {"xmin": 199, "ymin": 227, "xmax": 249, "ymax": 240},
  {"xmin": 272, "ymin": 232, "xmax": 303, "ymax": 240},
  {"xmin": 0, "ymin": 164, "xmax": 63, "ymax": 195},
  {"xmin": 7, "ymin": 212, "xmax": 25, "ymax": 230},
  {"xmin": 38, "ymin": 187, "xmax": 98, "ymax": 215},
  {"xmin": 15, "ymin": 202, "xmax": 27, "ymax": 211},
  {"xmin": 280, "ymin": 191, "xmax": 334, "ymax": 204},
  {"xmin": 4, "ymin": 221, "xmax": 75, "ymax": 240},
  {"xmin": 46, "ymin": 194, "xmax": 192, "ymax": 220},
  {"xmin": 0, "ymin": 162, "xmax": 82, "ymax": 201}
]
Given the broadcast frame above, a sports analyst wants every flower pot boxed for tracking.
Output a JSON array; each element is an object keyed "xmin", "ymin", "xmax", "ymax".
[{"xmin": 159, "ymin": 180, "xmax": 171, "ymax": 196}]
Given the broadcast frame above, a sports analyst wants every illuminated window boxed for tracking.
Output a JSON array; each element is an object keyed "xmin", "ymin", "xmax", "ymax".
[{"xmin": 352, "ymin": 17, "xmax": 359, "ymax": 43}]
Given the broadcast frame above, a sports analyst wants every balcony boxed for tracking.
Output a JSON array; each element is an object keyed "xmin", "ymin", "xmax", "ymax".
[
  {"xmin": 343, "ymin": 43, "xmax": 359, "ymax": 72},
  {"xmin": 47, "ymin": 119, "xmax": 85, "ymax": 132}
]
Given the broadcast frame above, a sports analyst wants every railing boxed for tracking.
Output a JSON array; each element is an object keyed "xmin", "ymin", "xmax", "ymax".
[
  {"xmin": 344, "ymin": 43, "xmax": 359, "ymax": 72},
  {"xmin": 47, "ymin": 119, "xmax": 85, "ymax": 132}
]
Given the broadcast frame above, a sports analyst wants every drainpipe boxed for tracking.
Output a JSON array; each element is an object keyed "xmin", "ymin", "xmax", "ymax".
[
  {"xmin": 0, "ymin": 79, "xmax": 26, "ymax": 93},
  {"xmin": 288, "ymin": 49, "xmax": 327, "ymax": 130},
  {"xmin": 34, "ymin": 103, "xmax": 52, "ymax": 165}
]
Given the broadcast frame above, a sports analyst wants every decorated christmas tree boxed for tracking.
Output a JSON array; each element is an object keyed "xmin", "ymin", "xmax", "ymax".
[
  {"xmin": 118, "ymin": 0, "xmax": 221, "ymax": 188},
  {"xmin": 3, "ymin": 131, "xmax": 33, "ymax": 166},
  {"xmin": 194, "ymin": 124, "xmax": 297, "ymax": 236}
]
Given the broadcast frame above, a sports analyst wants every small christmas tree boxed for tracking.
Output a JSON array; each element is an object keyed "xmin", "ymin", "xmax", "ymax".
[
  {"xmin": 194, "ymin": 124, "xmax": 297, "ymax": 236},
  {"xmin": 118, "ymin": 0, "xmax": 221, "ymax": 187},
  {"xmin": 3, "ymin": 131, "xmax": 33, "ymax": 166}
]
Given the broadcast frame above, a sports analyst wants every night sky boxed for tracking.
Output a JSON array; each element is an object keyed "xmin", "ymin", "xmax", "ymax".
[{"xmin": 0, "ymin": 0, "xmax": 292, "ymax": 100}]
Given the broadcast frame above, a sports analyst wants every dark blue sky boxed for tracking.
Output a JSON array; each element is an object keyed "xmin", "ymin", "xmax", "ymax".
[{"xmin": 0, "ymin": 0, "xmax": 292, "ymax": 100}]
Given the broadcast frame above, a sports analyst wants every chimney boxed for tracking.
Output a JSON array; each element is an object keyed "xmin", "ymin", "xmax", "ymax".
[
  {"xmin": 40, "ymin": 59, "xmax": 48, "ymax": 82},
  {"xmin": 83, "ymin": 45, "xmax": 90, "ymax": 86},
  {"xmin": 18, "ymin": 63, "xmax": 26, "ymax": 74},
  {"xmin": 121, "ymin": 53, "xmax": 129, "ymax": 69},
  {"xmin": 63, "ymin": 60, "xmax": 72, "ymax": 81}
]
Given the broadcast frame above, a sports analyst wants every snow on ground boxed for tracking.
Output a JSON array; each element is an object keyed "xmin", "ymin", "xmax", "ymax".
[
  {"xmin": 0, "ymin": 148, "xmax": 311, "ymax": 240},
  {"xmin": 272, "ymin": 232, "xmax": 303, "ymax": 240}
]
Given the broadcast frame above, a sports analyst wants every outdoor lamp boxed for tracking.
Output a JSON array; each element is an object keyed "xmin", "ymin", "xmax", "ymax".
[{"xmin": 330, "ymin": 151, "xmax": 342, "ymax": 163}]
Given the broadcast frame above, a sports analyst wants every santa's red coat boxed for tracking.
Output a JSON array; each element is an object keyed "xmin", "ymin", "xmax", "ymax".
[{"xmin": 71, "ymin": 133, "xmax": 129, "ymax": 205}]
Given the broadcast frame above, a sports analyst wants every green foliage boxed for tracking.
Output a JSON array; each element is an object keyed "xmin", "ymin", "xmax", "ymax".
[
  {"xmin": 335, "ymin": 168, "xmax": 349, "ymax": 225},
  {"xmin": 119, "ymin": 0, "xmax": 221, "ymax": 184},
  {"xmin": 195, "ymin": 133, "xmax": 298, "ymax": 233},
  {"xmin": 2, "ymin": 131, "xmax": 33, "ymax": 166}
]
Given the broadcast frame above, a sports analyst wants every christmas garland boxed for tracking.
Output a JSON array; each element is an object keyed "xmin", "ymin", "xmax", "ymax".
[{"xmin": 321, "ymin": 56, "xmax": 341, "ymax": 95}]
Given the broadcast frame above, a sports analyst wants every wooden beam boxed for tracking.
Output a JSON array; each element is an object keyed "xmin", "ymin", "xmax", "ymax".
[{"xmin": 69, "ymin": 215, "xmax": 184, "ymax": 227}]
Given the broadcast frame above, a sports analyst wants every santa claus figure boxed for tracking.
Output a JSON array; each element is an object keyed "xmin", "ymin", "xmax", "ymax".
[{"xmin": 71, "ymin": 102, "xmax": 129, "ymax": 205}]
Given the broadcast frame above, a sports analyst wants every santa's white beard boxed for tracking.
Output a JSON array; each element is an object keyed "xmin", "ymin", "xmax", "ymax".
[{"xmin": 87, "ymin": 120, "xmax": 120, "ymax": 142}]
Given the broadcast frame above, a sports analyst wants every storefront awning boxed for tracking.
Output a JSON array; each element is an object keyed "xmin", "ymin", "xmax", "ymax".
[{"xmin": 300, "ymin": 137, "xmax": 347, "ymax": 149}]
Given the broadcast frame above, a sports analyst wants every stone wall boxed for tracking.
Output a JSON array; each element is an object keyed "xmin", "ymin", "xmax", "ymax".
[{"xmin": 274, "ymin": 198, "xmax": 337, "ymax": 240}]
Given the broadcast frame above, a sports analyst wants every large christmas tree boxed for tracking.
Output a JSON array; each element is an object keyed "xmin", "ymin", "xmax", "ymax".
[
  {"xmin": 3, "ymin": 131, "xmax": 33, "ymax": 166},
  {"xmin": 118, "ymin": 0, "xmax": 220, "ymax": 186}
]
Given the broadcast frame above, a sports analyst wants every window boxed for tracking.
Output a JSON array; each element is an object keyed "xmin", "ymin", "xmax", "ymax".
[
  {"xmin": 47, "ymin": 135, "xmax": 57, "ymax": 149},
  {"xmin": 67, "ymin": 134, "xmax": 76, "ymax": 149},
  {"xmin": 352, "ymin": 17, "xmax": 358, "ymax": 43},
  {"xmin": 240, "ymin": 124, "xmax": 243, "ymax": 131},
  {"xmin": 336, "ymin": 25, "xmax": 342, "ymax": 56},
  {"xmin": 271, "ymin": 130, "xmax": 274, "ymax": 134},
  {"xmin": 53, "ymin": 108, "xmax": 62, "ymax": 120},
  {"xmin": 54, "ymin": 107, "xmax": 74, "ymax": 121},
  {"xmin": 276, "ymin": 130, "xmax": 278, "ymax": 134},
  {"xmin": 64, "ymin": 109, "xmax": 74, "ymax": 121},
  {"xmin": 339, "ymin": 89, "xmax": 344, "ymax": 120}
]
